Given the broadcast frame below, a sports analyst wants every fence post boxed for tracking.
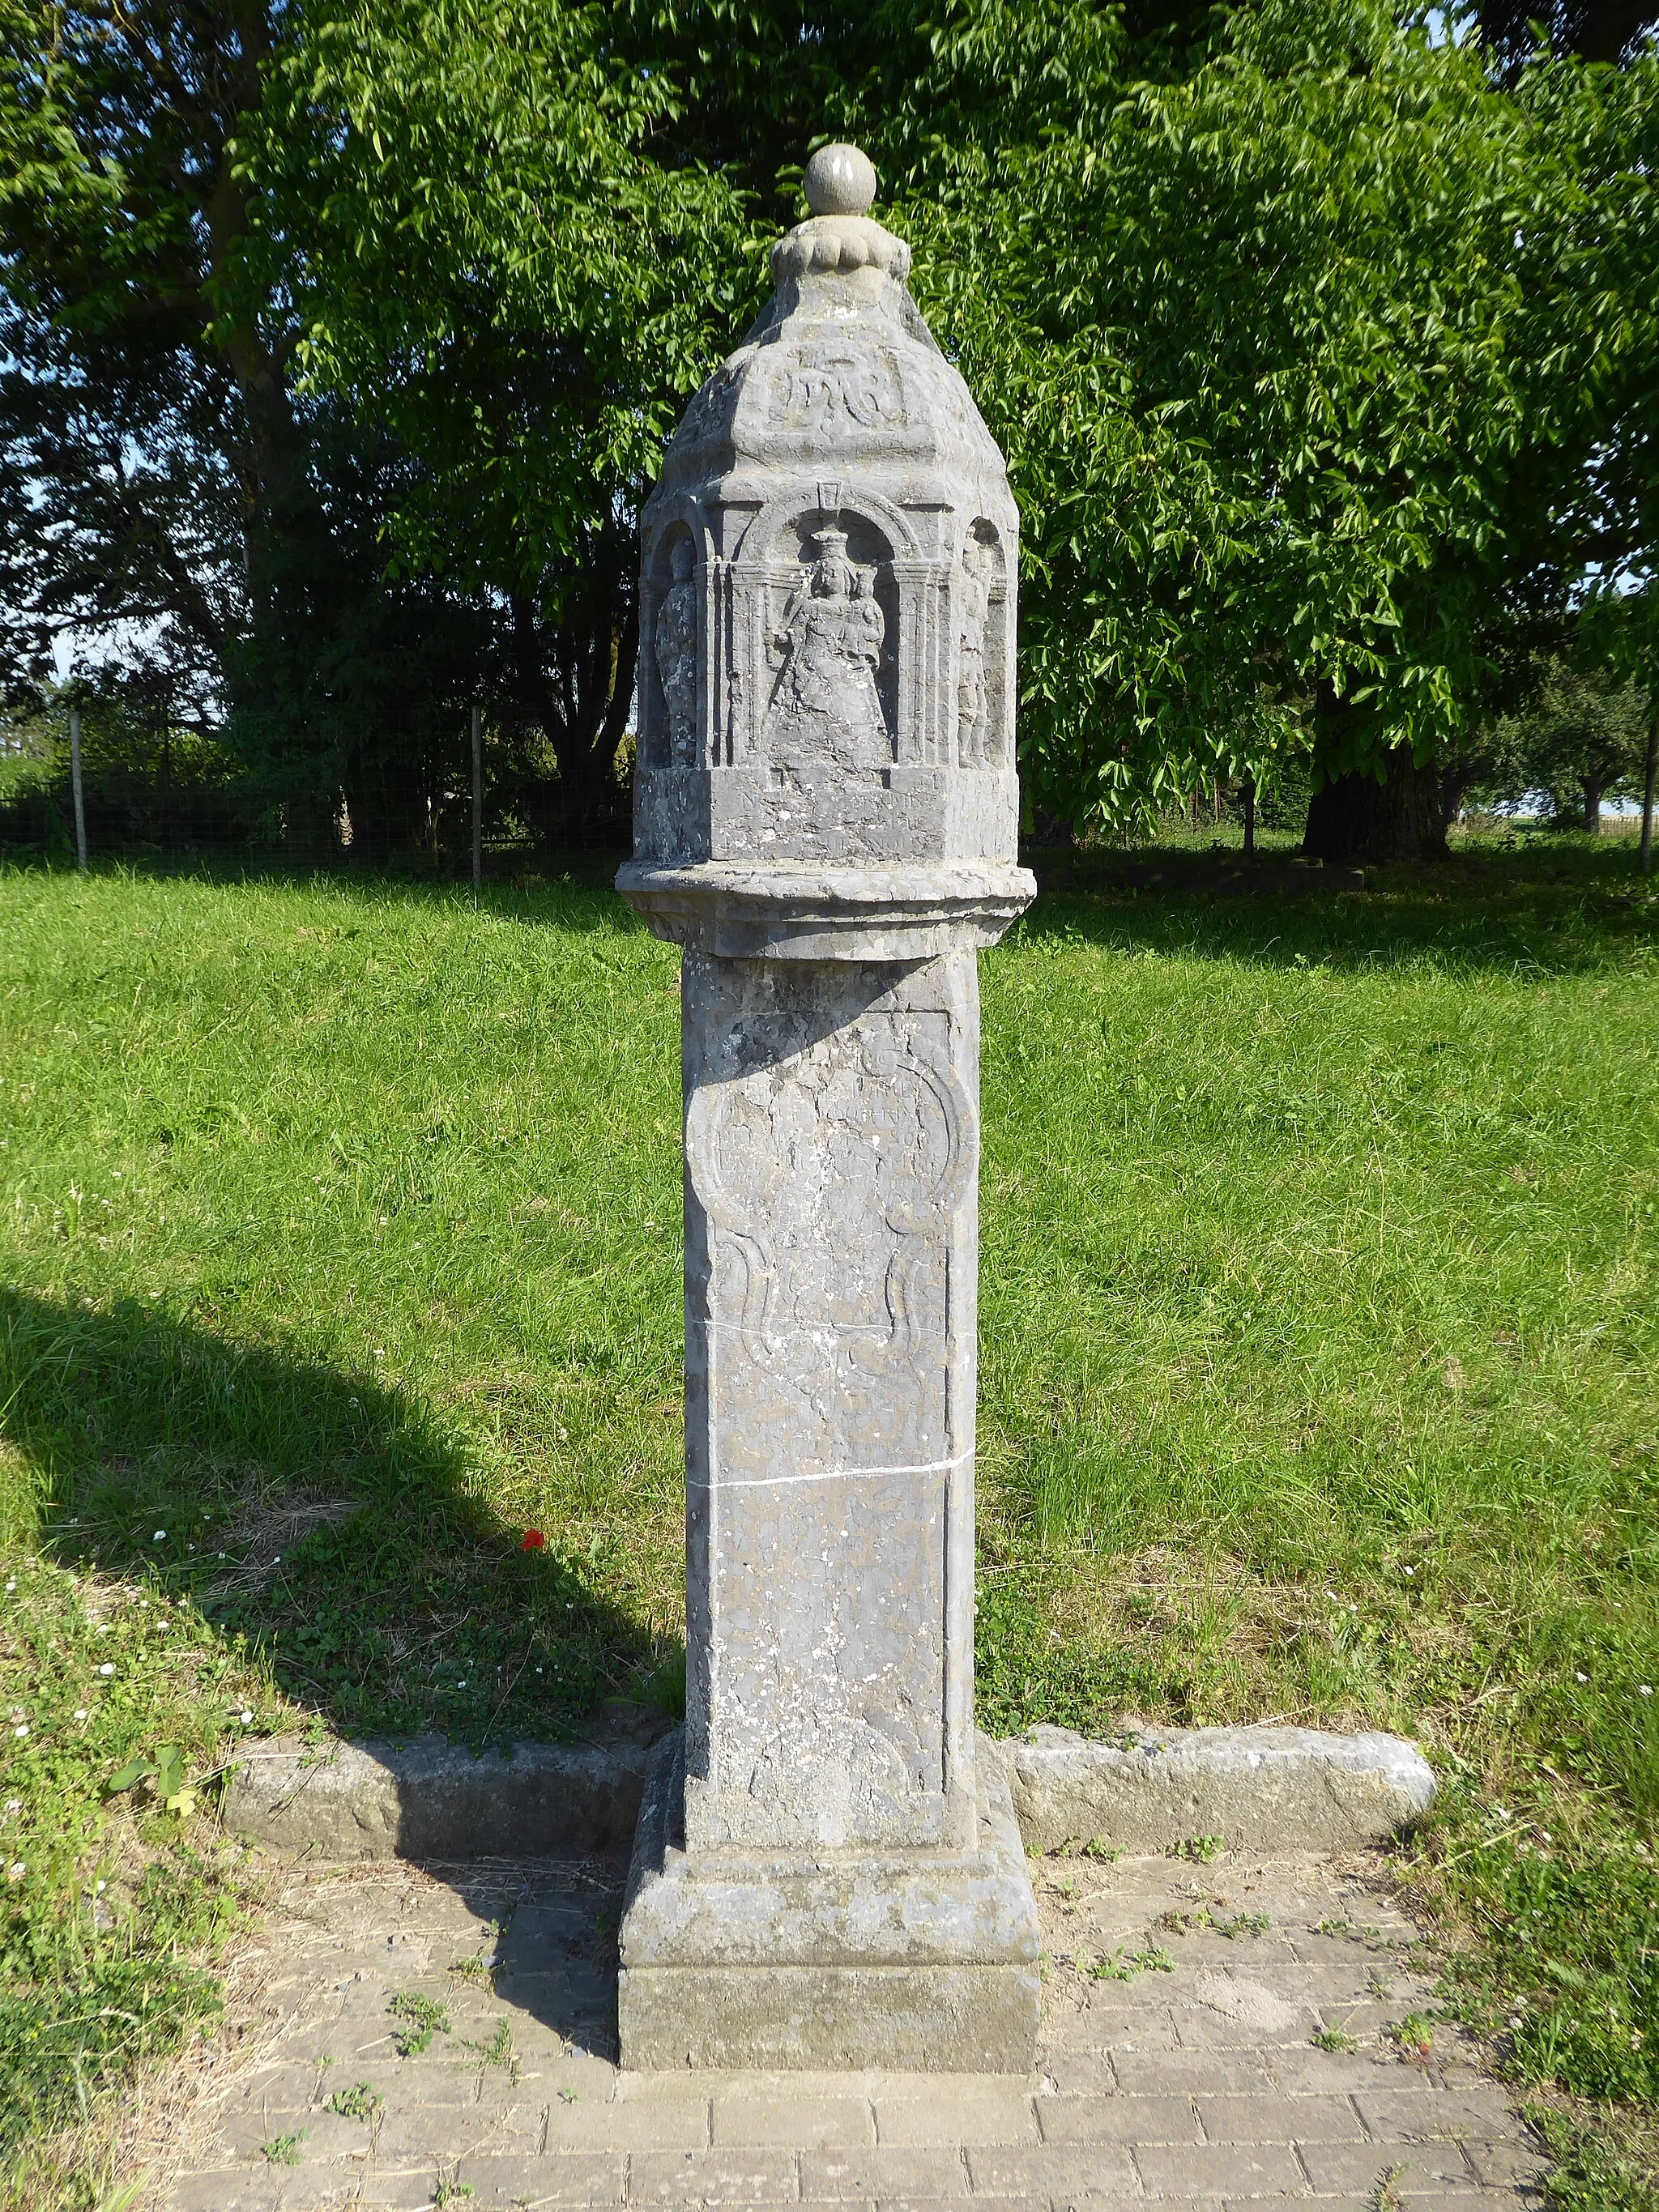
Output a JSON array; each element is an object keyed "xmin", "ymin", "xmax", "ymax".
[
  {"xmin": 70, "ymin": 705, "xmax": 87, "ymax": 872},
  {"xmin": 471, "ymin": 703, "xmax": 483, "ymax": 910}
]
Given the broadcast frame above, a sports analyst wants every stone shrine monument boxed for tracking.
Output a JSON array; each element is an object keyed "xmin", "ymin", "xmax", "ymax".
[{"xmin": 616, "ymin": 143, "xmax": 1040, "ymax": 2070}]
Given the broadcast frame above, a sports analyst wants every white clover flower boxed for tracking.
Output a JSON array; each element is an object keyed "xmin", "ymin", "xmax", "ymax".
[
  {"xmin": 11, "ymin": 1726, "xmax": 26, "ymax": 1740},
  {"xmin": 7, "ymin": 1863, "xmax": 25, "ymax": 1880},
  {"xmin": 74, "ymin": 1709, "xmax": 87, "ymax": 1720},
  {"xmin": 1642, "ymin": 1686, "xmax": 1654, "ymax": 1698},
  {"xmin": 1576, "ymin": 1671, "xmax": 1589, "ymax": 1682},
  {"xmin": 239, "ymin": 1711, "xmax": 254, "ymax": 1725},
  {"xmin": 98, "ymin": 1664, "xmax": 115, "ymax": 1677},
  {"xmin": 152, "ymin": 1530, "xmax": 165, "ymax": 1541}
]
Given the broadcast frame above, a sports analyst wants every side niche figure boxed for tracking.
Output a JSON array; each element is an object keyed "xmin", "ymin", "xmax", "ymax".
[
  {"xmin": 956, "ymin": 534, "xmax": 991, "ymax": 765},
  {"xmin": 766, "ymin": 526, "xmax": 889, "ymax": 775},
  {"xmin": 656, "ymin": 537, "xmax": 699, "ymax": 767}
]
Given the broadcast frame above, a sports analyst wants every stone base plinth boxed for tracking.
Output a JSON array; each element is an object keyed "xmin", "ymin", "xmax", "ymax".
[{"xmin": 617, "ymin": 1732, "xmax": 1040, "ymax": 2072}]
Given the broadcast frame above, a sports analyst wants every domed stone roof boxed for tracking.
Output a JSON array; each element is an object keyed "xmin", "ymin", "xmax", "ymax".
[
  {"xmin": 620, "ymin": 144, "xmax": 1033, "ymax": 957},
  {"xmin": 657, "ymin": 191, "xmax": 1008, "ymax": 501}
]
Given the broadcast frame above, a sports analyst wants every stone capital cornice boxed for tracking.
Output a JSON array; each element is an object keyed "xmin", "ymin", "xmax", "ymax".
[{"xmin": 616, "ymin": 860, "xmax": 1036, "ymax": 961}]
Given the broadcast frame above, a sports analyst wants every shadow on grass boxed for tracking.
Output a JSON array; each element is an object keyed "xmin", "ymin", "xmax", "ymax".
[
  {"xmin": 1014, "ymin": 841, "xmax": 1658, "ymax": 977},
  {"xmin": 0, "ymin": 1286, "xmax": 672, "ymax": 1746}
]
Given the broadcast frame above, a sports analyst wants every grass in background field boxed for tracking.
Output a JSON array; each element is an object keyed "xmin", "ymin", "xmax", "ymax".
[{"xmin": 0, "ymin": 839, "xmax": 1657, "ymax": 2201}]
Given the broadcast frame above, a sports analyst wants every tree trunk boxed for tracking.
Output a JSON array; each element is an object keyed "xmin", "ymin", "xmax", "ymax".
[
  {"xmin": 561, "ymin": 596, "xmax": 641, "ymax": 843},
  {"xmin": 1303, "ymin": 739, "xmax": 1448, "ymax": 865},
  {"xmin": 1242, "ymin": 774, "xmax": 1256, "ymax": 858},
  {"xmin": 1584, "ymin": 774, "xmax": 1602, "ymax": 835},
  {"xmin": 1439, "ymin": 769, "xmax": 1470, "ymax": 832}
]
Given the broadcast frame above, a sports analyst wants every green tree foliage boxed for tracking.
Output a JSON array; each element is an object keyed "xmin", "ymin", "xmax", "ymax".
[
  {"xmin": 3, "ymin": 0, "xmax": 1656, "ymax": 855},
  {"xmin": 858, "ymin": 1, "xmax": 1657, "ymax": 840},
  {"xmin": 1481, "ymin": 657, "xmax": 1652, "ymax": 828},
  {"xmin": 262, "ymin": 0, "xmax": 1657, "ymax": 846}
]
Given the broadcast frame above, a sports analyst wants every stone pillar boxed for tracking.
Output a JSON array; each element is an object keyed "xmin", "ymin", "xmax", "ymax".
[{"xmin": 616, "ymin": 143, "xmax": 1039, "ymax": 2072}]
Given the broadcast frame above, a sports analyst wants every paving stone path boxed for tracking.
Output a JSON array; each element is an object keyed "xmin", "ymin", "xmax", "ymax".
[{"xmin": 153, "ymin": 1848, "xmax": 1546, "ymax": 2212}]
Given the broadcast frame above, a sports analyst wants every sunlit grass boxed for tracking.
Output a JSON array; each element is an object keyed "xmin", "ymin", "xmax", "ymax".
[{"xmin": 0, "ymin": 840, "xmax": 1657, "ymax": 2201}]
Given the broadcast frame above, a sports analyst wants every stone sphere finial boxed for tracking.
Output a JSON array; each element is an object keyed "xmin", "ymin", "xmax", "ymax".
[{"xmin": 804, "ymin": 143, "xmax": 877, "ymax": 218}]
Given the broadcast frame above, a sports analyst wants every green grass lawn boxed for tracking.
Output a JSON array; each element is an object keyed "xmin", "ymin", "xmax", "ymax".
[{"xmin": 2, "ymin": 839, "xmax": 1657, "ymax": 2206}]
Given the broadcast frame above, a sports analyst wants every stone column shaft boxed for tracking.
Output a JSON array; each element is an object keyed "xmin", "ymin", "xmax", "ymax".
[{"xmin": 681, "ymin": 950, "xmax": 979, "ymax": 1855}]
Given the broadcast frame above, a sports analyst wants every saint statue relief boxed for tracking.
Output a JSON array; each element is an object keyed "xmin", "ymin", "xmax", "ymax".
[
  {"xmin": 765, "ymin": 526, "xmax": 889, "ymax": 775},
  {"xmin": 656, "ymin": 537, "xmax": 699, "ymax": 768},
  {"xmin": 956, "ymin": 535, "xmax": 991, "ymax": 766}
]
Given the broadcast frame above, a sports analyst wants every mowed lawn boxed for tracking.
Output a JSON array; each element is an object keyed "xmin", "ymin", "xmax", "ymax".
[{"xmin": 2, "ymin": 842, "xmax": 1658, "ymax": 2204}]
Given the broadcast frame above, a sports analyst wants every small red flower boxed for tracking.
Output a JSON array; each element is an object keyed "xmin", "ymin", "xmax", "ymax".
[{"xmin": 519, "ymin": 1529, "xmax": 547, "ymax": 1552}]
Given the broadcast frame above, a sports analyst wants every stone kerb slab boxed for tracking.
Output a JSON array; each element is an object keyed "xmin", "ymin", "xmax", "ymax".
[
  {"xmin": 222, "ymin": 1724, "xmax": 1434, "ymax": 1863},
  {"xmin": 222, "ymin": 1735, "xmax": 654, "ymax": 1861},
  {"xmin": 1009, "ymin": 1724, "xmax": 1437, "ymax": 1855}
]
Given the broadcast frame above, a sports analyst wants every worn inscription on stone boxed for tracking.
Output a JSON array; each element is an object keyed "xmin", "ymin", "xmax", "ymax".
[
  {"xmin": 778, "ymin": 339, "xmax": 900, "ymax": 431},
  {"xmin": 682, "ymin": 952, "xmax": 974, "ymax": 1850}
]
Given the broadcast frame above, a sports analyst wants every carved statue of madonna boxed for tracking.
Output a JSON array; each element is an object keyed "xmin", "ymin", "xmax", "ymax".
[{"xmin": 765, "ymin": 526, "xmax": 890, "ymax": 776}]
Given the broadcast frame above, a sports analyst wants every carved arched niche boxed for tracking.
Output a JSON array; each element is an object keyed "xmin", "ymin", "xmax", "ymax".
[
  {"xmin": 956, "ymin": 521, "xmax": 1012, "ymax": 771},
  {"xmin": 759, "ymin": 508, "xmax": 899, "ymax": 783},
  {"xmin": 639, "ymin": 519, "xmax": 704, "ymax": 773}
]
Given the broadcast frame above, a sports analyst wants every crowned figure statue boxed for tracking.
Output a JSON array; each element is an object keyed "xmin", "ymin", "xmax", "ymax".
[{"xmin": 765, "ymin": 526, "xmax": 890, "ymax": 777}]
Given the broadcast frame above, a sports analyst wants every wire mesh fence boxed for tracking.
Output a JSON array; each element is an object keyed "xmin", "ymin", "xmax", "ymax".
[{"xmin": 0, "ymin": 742, "xmax": 632, "ymax": 876}]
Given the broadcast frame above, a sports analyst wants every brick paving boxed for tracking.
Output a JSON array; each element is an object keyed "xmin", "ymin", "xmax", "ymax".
[{"xmin": 153, "ymin": 1848, "xmax": 1546, "ymax": 2211}]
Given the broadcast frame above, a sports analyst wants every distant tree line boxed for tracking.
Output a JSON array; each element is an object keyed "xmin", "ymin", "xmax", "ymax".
[{"xmin": 1, "ymin": 0, "xmax": 1655, "ymax": 865}]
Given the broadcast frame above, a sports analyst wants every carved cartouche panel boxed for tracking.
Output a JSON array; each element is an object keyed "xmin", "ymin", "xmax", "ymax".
[
  {"xmin": 684, "ymin": 957, "xmax": 969, "ymax": 1477},
  {"xmin": 775, "ymin": 335, "xmax": 903, "ymax": 434}
]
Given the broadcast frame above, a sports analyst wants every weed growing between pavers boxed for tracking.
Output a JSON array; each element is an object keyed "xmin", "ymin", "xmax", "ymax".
[
  {"xmin": 0, "ymin": 841, "xmax": 1656, "ymax": 2200},
  {"xmin": 389, "ymin": 1990, "xmax": 450, "ymax": 2057},
  {"xmin": 326, "ymin": 2081, "xmax": 381, "ymax": 2120}
]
